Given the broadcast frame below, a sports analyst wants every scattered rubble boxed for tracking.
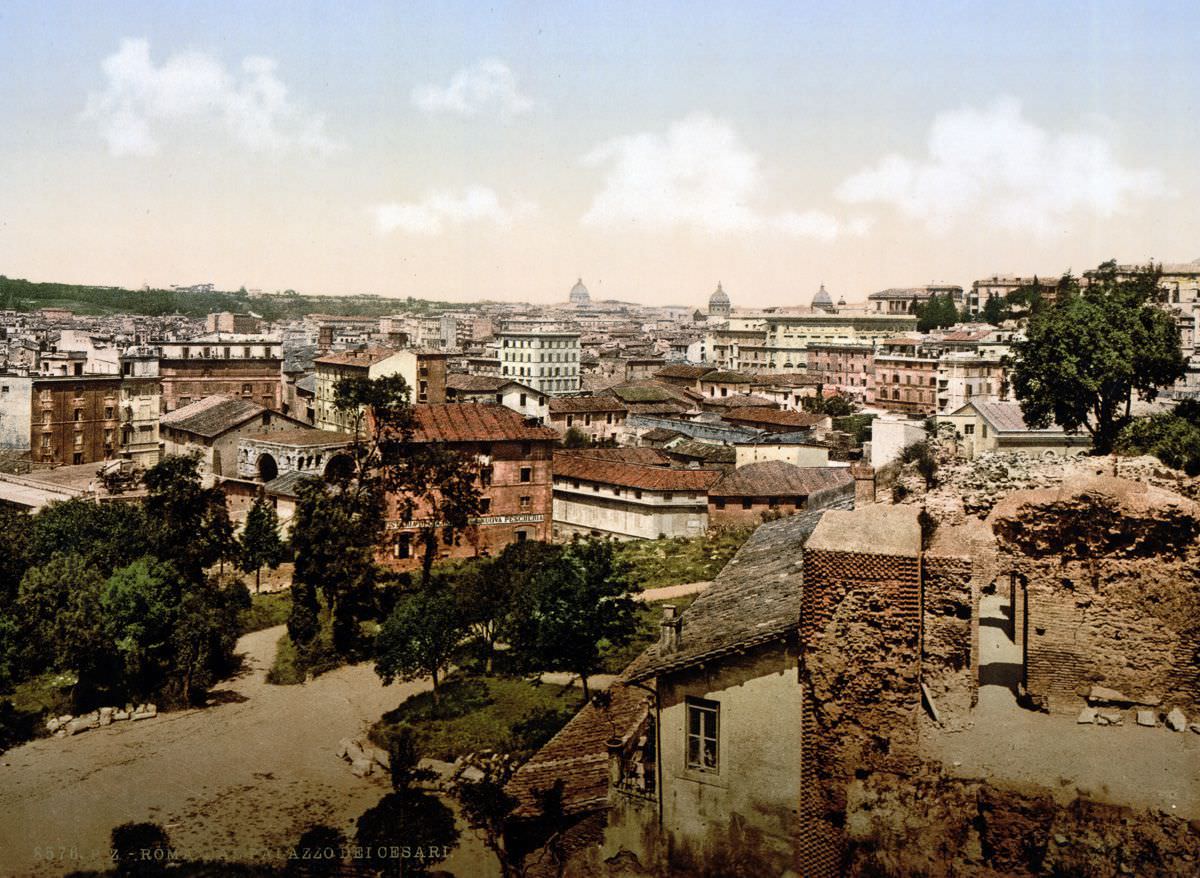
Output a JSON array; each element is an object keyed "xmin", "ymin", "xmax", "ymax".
[
  {"xmin": 1136, "ymin": 711, "xmax": 1157, "ymax": 728},
  {"xmin": 45, "ymin": 705, "xmax": 156, "ymax": 739},
  {"xmin": 335, "ymin": 737, "xmax": 390, "ymax": 778},
  {"xmin": 1166, "ymin": 708, "xmax": 1189, "ymax": 732}
]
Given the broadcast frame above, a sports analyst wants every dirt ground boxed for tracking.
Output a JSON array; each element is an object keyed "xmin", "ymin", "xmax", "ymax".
[
  {"xmin": 0, "ymin": 626, "xmax": 498, "ymax": 877},
  {"xmin": 928, "ymin": 595, "xmax": 1200, "ymax": 818}
]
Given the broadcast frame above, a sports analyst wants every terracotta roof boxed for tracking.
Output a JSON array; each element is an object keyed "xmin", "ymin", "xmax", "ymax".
[
  {"xmin": 654, "ymin": 364, "xmax": 716, "ymax": 380},
  {"xmin": 663, "ymin": 440, "xmax": 736, "ymax": 464},
  {"xmin": 560, "ymin": 447, "xmax": 671, "ymax": 466},
  {"xmin": 506, "ymin": 664, "xmax": 653, "ymax": 819},
  {"xmin": 629, "ymin": 510, "xmax": 827, "ymax": 681},
  {"xmin": 722, "ymin": 408, "xmax": 830, "ymax": 429},
  {"xmin": 640, "ymin": 427, "xmax": 686, "ymax": 443},
  {"xmin": 554, "ymin": 455, "xmax": 721, "ymax": 491},
  {"xmin": 446, "ymin": 374, "xmax": 538, "ymax": 395},
  {"xmin": 161, "ymin": 395, "xmax": 265, "ymax": 438},
  {"xmin": 700, "ymin": 370, "xmax": 753, "ymax": 384},
  {"xmin": 410, "ymin": 404, "xmax": 559, "ymax": 443},
  {"xmin": 314, "ymin": 347, "xmax": 399, "ymax": 367},
  {"xmin": 701, "ymin": 393, "xmax": 777, "ymax": 409},
  {"xmin": 708, "ymin": 461, "xmax": 854, "ymax": 497},
  {"xmin": 953, "ymin": 400, "xmax": 1068, "ymax": 434},
  {"xmin": 549, "ymin": 396, "xmax": 628, "ymax": 414}
]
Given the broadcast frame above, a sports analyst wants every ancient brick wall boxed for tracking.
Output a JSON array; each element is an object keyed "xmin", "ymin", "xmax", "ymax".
[
  {"xmin": 799, "ymin": 541, "xmax": 922, "ymax": 878},
  {"xmin": 922, "ymin": 551, "xmax": 976, "ymax": 723}
]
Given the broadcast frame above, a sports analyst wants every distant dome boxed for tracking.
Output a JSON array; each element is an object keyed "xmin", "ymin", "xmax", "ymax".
[
  {"xmin": 811, "ymin": 283, "xmax": 834, "ymax": 311},
  {"xmin": 708, "ymin": 282, "xmax": 732, "ymax": 315},
  {"xmin": 569, "ymin": 278, "xmax": 590, "ymax": 305}
]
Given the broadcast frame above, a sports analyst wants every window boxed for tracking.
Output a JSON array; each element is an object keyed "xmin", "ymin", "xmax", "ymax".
[
  {"xmin": 686, "ymin": 698, "xmax": 719, "ymax": 772},
  {"xmin": 104, "ymin": 406, "xmax": 114, "ymax": 420},
  {"xmin": 520, "ymin": 393, "xmax": 527, "ymax": 406},
  {"xmin": 964, "ymin": 424, "xmax": 975, "ymax": 436},
  {"xmin": 519, "ymin": 495, "xmax": 531, "ymax": 510},
  {"xmin": 663, "ymin": 492, "xmax": 673, "ymax": 501},
  {"xmin": 41, "ymin": 434, "xmax": 50, "ymax": 449},
  {"xmin": 520, "ymin": 466, "xmax": 532, "ymax": 483},
  {"xmin": 516, "ymin": 530, "xmax": 528, "ymax": 542},
  {"xmin": 742, "ymin": 498, "xmax": 752, "ymax": 510},
  {"xmin": 479, "ymin": 498, "xmax": 491, "ymax": 514},
  {"xmin": 395, "ymin": 534, "xmax": 411, "ymax": 559},
  {"xmin": 242, "ymin": 383, "xmax": 253, "ymax": 395},
  {"xmin": 442, "ymin": 526, "xmax": 454, "ymax": 545},
  {"xmin": 73, "ymin": 452, "xmax": 83, "ymax": 465},
  {"xmin": 479, "ymin": 466, "xmax": 493, "ymax": 486},
  {"xmin": 635, "ymin": 490, "xmax": 643, "ymax": 499},
  {"xmin": 73, "ymin": 409, "xmax": 82, "ymax": 422}
]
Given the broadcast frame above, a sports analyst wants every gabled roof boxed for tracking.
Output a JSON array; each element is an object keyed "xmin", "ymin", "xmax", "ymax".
[
  {"xmin": 663, "ymin": 439, "xmax": 736, "ymax": 464},
  {"xmin": 722, "ymin": 407, "xmax": 829, "ymax": 429},
  {"xmin": 629, "ymin": 510, "xmax": 826, "ymax": 681},
  {"xmin": 560, "ymin": 447, "xmax": 671, "ymax": 466},
  {"xmin": 701, "ymin": 393, "xmax": 777, "ymax": 409},
  {"xmin": 160, "ymin": 395, "xmax": 267, "ymax": 438},
  {"xmin": 654, "ymin": 364, "xmax": 716, "ymax": 380},
  {"xmin": 700, "ymin": 370, "xmax": 753, "ymax": 383},
  {"xmin": 708, "ymin": 461, "xmax": 854, "ymax": 497},
  {"xmin": 446, "ymin": 373, "xmax": 539, "ymax": 395},
  {"xmin": 410, "ymin": 403, "xmax": 559, "ymax": 443},
  {"xmin": 553, "ymin": 454, "xmax": 721, "ymax": 491},
  {"xmin": 640, "ymin": 427, "xmax": 686, "ymax": 443},
  {"xmin": 314, "ymin": 347, "xmax": 399, "ymax": 367},
  {"xmin": 949, "ymin": 400, "xmax": 1067, "ymax": 434},
  {"xmin": 549, "ymin": 395, "xmax": 628, "ymax": 414}
]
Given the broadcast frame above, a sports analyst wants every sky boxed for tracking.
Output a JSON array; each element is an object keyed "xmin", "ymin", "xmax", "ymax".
[{"xmin": 1, "ymin": 1, "xmax": 1198, "ymax": 307}]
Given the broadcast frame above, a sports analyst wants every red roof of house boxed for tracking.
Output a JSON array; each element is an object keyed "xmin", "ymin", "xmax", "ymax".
[
  {"xmin": 314, "ymin": 347, "xmax": 399, "ymax": 367},
  {"xmin": 553, "ymin": 454, "xmax": 722, "ymax": 491},
  {"xmin": 723, "ymin": 407, "xmax": 830, "ymax": 429},
  {"xmin": 549, "ymin": 395, "xmax": 629, "ymax": 414},
  {"xmin": 709, "ymin": 461, "xmax": 853, "ymax": 497},
  {"xmin": 410, "ymin": 403, "xmax": 558, "ymax": 443}
]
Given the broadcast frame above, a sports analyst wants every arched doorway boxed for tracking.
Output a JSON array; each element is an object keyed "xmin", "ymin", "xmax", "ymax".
[
  {"xmin": 323, "ymin": 453, "xmax": 354, "ymax": 482},
  {"xmin": 257, "ymin": 453, "xmax": 278, "ymax": 483}
]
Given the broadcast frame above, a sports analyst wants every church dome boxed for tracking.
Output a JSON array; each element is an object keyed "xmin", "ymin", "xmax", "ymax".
[
  {"xmin": 569, "ymin": 278, "xmax": 590, "ymax": 305},
  {"xmin": 811, "ymin": 283, "xmax": 834, "ymax": 311},
  {"xmin": 709, "ymin": 282, "xmax": 730, "ymax": 307}
]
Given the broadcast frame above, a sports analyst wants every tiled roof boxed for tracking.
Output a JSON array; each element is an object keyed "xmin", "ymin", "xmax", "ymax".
[
  {"xmin": 549, "ymin": 396, "xmax": 628, "ymax": 414},
  {"xmin": 560, "ymin": 447, "xmax": 671, "ymax": 466},
  {"xmin": 663, "ymin": 440, "xmax": 736, "ymax": 464},
  {"xmin": 446, "ymin": 374, "xmax": 538, "ymax": 395},
  {"xmin": 750, "ymin": 372, "xmax": 824, "ymax": 387},
  {"xmin": 722, "ymin": 407, "xmax": 829, "ymax": 429},
  {"xmin": 700, "ymin": 370, "xmax": 753, "ymax": 383},
  {"xmin": 296, "ymin": 374, "xmax": 318, "ymax": 394},
  {"xmin": 640, "ymin": 427, "xmax": 686, "ymax": 443},
  {"xmin": 701, "ymin": 393, "xmax": 777, "ymax": 408},
  {"xmin": 708, "ymin": 461, "xmax": 854, "ymax": 497},
  {"xmin": 610, "ymin": 384, "xmax": 675, "ymax": 404},
  {"xmin": 957, "ymin": 400, "xmax": 1067, "ymax": 434},
  {"xmin": 629, "ymin": 511, "xmax": 826, "ymax": 681},
  {"xmin": 654, "ymin": 364, "xmax": 716, "ymax": 380},
  {"xmin": 506, "ymin": 663, "xmax": 653, "ymax": 819},
  {"xmin": 161, "ymin": 395, "xmax": 265, "ymax": 438},
  {"xmin": 264, "ymin": 470, "xmax": 321, "ymax": 498},
  {"xmin": 554, "ymin": 454, "xmax": 722, "ymax": 491},
  {"xmin": 314, "ymin": 347, "xmax": 398, "ymax": 367},
  {"xmin": 410, "ymin": 404, "xmax": 559, "ymax": 443}
]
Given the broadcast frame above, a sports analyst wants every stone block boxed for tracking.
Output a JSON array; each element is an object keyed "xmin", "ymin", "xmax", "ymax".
[
  {"xmin": 45, "ymin": 717, "xmax": 61, "ymax": 733},
  {"xmin": 1076, "ymin": 707, "xmax": 1096, "ymax": 724},
  {"xmin": 1165, "ymin": 708, "xmax": 1188, "ymax": 732},
  {"xmin": 350, "ymin": 757, "xmax": 374, "ymax": 777},
  {"xmin": 370, "ymin": 747, "xmax": 390, "ymax": 770},
  {"xmin": 1136, "ymin": 710, "xmax": 1157, "ymax": 727},
  {"xmin": 98, "ymin": 707, "xmax": 114, "ymax": 727},
  {"xmin": 113, "ymin": 710, "xmax": 130, "ymax": 721},
  {"xmin": 336, "ymin": 738, "xmax": 352, "ymax": 759},
  {"xmin": 66, "ymin": 718, "xmax": 90, "ymax": 735},
  {"xmin": 1098, "ymin": 711, "xmax": 1123, "ymax": 726}
]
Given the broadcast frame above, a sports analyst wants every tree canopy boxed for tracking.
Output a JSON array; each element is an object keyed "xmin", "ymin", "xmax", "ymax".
[{"xmin": 1011, "ymin": 262, "xmax": 1185, "ymax": 452}]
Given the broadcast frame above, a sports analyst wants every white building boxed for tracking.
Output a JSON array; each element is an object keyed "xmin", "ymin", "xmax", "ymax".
[{"xmin": 498, "ymin": 326, "xmax": 581, "ymax": 396}]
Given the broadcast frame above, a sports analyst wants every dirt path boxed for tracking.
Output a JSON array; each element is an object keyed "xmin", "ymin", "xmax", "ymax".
[{"xmin": 0, "ymin": 625, "xmax": 498, "ymax": 877}]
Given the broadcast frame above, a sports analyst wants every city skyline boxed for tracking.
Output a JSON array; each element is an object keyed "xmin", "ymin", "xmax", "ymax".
[{"xmin": 1, "ymin": 1, "xmax": 1198, "ymax": 305}]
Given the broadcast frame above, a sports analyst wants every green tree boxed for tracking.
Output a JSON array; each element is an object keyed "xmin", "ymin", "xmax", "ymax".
[
  {"xmin": 915, "ymin": 293, "xmax": 959, "ymax": 332},
  {"xmin": 509, "ymin": 538, "xmax": 639, "ymax": 701},
  {"xmin": 1011, "ymin": 262, "xmax": 1185, "ymax": 453},
  {"xmin": 375, "ymin": 576, "xmax": 468, "ymax": 703},
  {"xmin": 239, "ymin": 490, "xmax": 287, "ymax": 592},
  {"xmin": 981, "ymin": 293, "xmax": 1009, "ymax": 325},
  {"xmin": 16, "ymin": 554, "xmax": 113, "ymax": 704},
  {"xmin": 31, "ymin": 500, "xmax": 152, "ymax": 577},
  {"xmin": 288, "ymin": 478, "xmax": 382, "ymax": 657},
  {"xmin": 1115, "ymin": 408, "xmax": 1200, "ymax": 475},
  {"xmin": 142, "ymin": 454, "xmax": 237, "ymax": 578},
  {"xmin": 561, "ymin": 426, "xmax": 589, "ymax": 448}
]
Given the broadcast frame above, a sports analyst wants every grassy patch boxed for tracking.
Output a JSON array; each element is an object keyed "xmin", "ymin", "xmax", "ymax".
[
  {"xmin": 238, "ymin": 591, "xmax": 292, "ymax": 634},
  {"xmin": 616, "ymin": 529, "xmax": 752, "ymax": 590},
  {"xmin": 265, "ymin": 633, "xmax": 303, "ymax": 685},
  {"xmin": 0, "ymin": 672, "xmax": 75, "ymax": 753},
  {"xmin": 833, "ymin": 413, "xmax": 876, "ymax": 445},
  {"xmin": 599, "ymin": 596, "xmax": 698, "ymax": 674},
  {"xmin": 370, "ymin": 675, "xmax": 579, "ymax": 761}
]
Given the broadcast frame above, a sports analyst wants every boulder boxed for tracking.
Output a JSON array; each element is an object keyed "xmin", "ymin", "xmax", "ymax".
[
  {"xmin": 459, "ymin": 765, "xmax": 486, "ymax": 784},
  {"xmin": 1165, "ymin": 708, "xmax": 1188, "ymax": 732},
  {"xmin": 335, "ymin": 738, "xmax": 353, "ymax": 759},
  {"xmin": 98, "ymin": 707, "xmax": 114, "ymax": 727},
  {"xmin": 1136, "ymin": 710, "xmax": 1157, "ymax": 727},
  {"xmin": 1086, "ymin": 685, "xmax": 1130, "ymax": 705},
  {"xmin": 58, "ymin": 714, "xmax": 73, "ymax": 726},
  {"xmin": 350, "ymin": 757, "xmax": 374, "ymax": 777},
  {"xmin": 1098, "ymin": 711, "xmax": 1123, "ymax": 726},
  {"xmin": 1096, "ymin": 714, "xmax": 1110, "ymax": 726},
  {"xmin": 113, "ymin": 710, "xmax": 130, "ymax": 721},
  {"xmin": 66, "ymin": 718, "xmax": 90, "ymax": 736},
  {"xmin": 45, "ymin": 717, "xmax": 61, "ymax": 734},
  {"xmin": 1076, "ymin": 707, "xmax": 1096, "ymax": 724},
  {"xmin": 343, "ymin": 740, "xmax": 366, "ymax": 764},
  {"xmin": 369, "ymin": 747, "xmax": 390, "ymax": 770}
]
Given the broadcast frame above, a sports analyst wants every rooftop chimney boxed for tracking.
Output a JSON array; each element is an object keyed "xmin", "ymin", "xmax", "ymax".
[{"xmin": 660, "ymin": 604, "xmax": 682, "ymax": 652}]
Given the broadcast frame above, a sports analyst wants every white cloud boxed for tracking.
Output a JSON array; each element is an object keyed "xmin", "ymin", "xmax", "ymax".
[
  {"xmin": 836, "ymin": 97, "xmax": 1166, "ymax": 236},
  {"xmin": 84, "ymin": 38, "xmax": 340, "ymax": 157},
  {"xmin": 580, "ymin": 114, "xmax": 868, "ymax": 240},
  {"xmin": 374, "ymin": 187, "xmax": 538, "ymax": 235},
  {"xmin": 412, "ymin": 59, "xmax": 534, "ymax": 117}
]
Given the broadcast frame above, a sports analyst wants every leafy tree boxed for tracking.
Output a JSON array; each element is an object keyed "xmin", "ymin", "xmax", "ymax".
[
  {"xmin": 1115, "ymin": 409, "xmax": 1200, "ymax": 475},
  {"xmin": 355, "ymin": 726, "xmax": 459, "ymax": 876},
  {"xmin": 30, "ymin": 500, "xmax": 151, "ymax": 578},
  {"xmin": 981, "ymin": 293, "xmax": 1009, "ymax": 325},
  {"xmin": 0, "ymin": 508, "xmax": 32, "ymax": 606},
  {"xmin": 239, "ymin": 490, "xmax": 286, "ymax": 592},
  {"xmin": 289, "ymin": 478, "xmax": 383, "ymax": 657},
  {"xmin": 1011, "ymin": 262, "xmax": 1185, "ymax": 453},
  {"xmin": 375, "ymin": 576, "xmax": 468, "ymax": 703},
  {"xmin": 142, "ymin": 454, "xmax": 237, "ymax": 578},
  {"xmin": 561, "ymin": 427, "xmax": 589, "ymax": 448},
  {"xmin": 16, "ymin": 554, "xmax": 113, "ymax": 704},
  {"xmin": 457, "ymin": 779, "xmax": 525, "ymax": 878},
  {"xmin": 509, "ymin": 538, "xmax": 639, "ymax": 700},
  {"xmin": 915, "ymin": 293, "xmax": 959, "ymax": 332}
]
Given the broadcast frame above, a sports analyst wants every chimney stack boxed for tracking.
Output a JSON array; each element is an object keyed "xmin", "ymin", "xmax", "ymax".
[{"xmin": 660, "ymin": 604, "xmax": 682, "ymax": 652}]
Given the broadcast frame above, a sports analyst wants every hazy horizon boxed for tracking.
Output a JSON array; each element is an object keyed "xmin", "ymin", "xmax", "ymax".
[{"xmin": 2, "ymin": 1, "xmax": 1197, "ymax": 308}]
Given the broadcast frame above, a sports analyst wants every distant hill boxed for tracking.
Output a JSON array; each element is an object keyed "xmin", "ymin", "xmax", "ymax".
[{"xmin": 0, "ymin": 275, "xmax": 460, "ymax": 321}]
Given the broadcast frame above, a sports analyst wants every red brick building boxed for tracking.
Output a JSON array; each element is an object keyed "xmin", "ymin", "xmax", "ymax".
[
  {"xmin": 805, "ymin": 343, "xmax": 874, "ymax": 402},
  {"xmin": 873, "ymin": 337, "xmax": 939, "ymax": 415},
  {"xmin": 382, "ymin": 403, "xmax": 558, "ymax": 571},
  {"xmin": 707, "ymin": 461, "xmax": 855, "ymax": 528},
  {"xmin": 29, "ymin": 375, "xmax": 124, "ymax": 466},
  {"xmin": 156, "ymin": 335, "xmax": 284, "ymax": 414}
]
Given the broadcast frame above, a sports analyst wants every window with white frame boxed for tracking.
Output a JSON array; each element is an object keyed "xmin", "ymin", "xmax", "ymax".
[{"xmin": 685, "ymin": 697, "xmax": 719, "ymax": 772}]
